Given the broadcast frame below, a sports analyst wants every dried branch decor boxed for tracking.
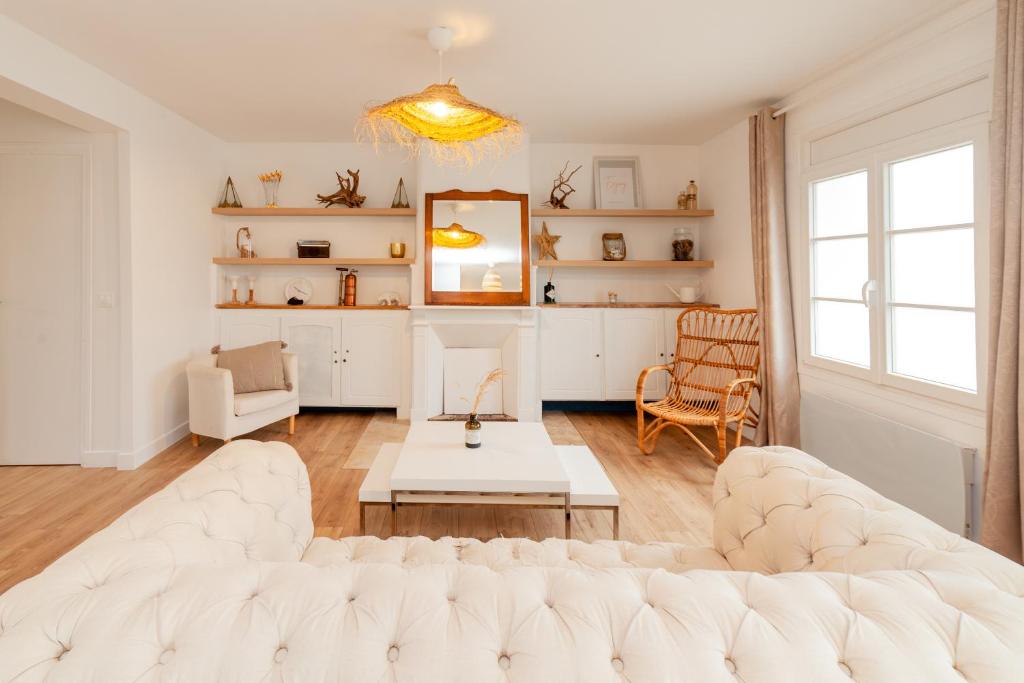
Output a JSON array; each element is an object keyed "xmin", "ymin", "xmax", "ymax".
[
  {"xmin": 317, "ymin": 170, "xmax": 367, "ymax": 208},
  {"xmin": 543, "ymin": 161, "xmax": 582, "ymax": 209},
  {"xmin": 467, "ymin": 368, "xmax": 505, "ymax": 415}
]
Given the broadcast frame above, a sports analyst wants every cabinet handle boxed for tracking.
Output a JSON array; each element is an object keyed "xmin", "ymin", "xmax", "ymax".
[
  {"xmin": 595, "ymin": 353, "xmax": 600, "ymax": 358},
  {"xmin": 342, "ymin": 359, "xmax": 347, "ymax": 363},
  {"xmin": 334, "ymin": 360, "xmax": 338, "ymax": 364}
]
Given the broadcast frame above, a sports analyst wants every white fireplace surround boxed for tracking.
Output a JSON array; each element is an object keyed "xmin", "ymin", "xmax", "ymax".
[{"xmin": 410, "ymin": 306, "xmax": 541, "ymax": 422}]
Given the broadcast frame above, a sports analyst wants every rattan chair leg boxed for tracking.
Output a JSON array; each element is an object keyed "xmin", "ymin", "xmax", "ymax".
[{"xmin": 715, "ymin": 425, "xmax": 727, "ymax": 463}]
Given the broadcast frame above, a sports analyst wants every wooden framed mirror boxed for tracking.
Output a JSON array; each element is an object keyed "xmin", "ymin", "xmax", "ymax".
[{"xmin": 424, "ymin": 189, "xmax": 531, "ymax": 305}]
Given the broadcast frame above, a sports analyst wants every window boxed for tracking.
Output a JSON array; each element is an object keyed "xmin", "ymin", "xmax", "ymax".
[
  {"xmin": 805, "ymin": 136, "xmax": 981, "ymax": 402},
  {"xmin": 886, "ymin": 145, "xmax": 976, "ymax": 392}
]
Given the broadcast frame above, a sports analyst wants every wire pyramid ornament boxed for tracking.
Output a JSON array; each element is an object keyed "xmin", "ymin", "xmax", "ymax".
[
  {"xmin": 217, "ymin": 176, "xmax": 243, "ymax": 208},
  {"xmin": 391, "ymin": 177, "xmax": 410, "ymax": 209},
  {"xmin": 359, "ymin": 27, "xmax": 522, "ymax": 166}
]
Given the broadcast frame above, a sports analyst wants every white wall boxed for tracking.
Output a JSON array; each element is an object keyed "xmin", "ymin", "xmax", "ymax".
[
  {"xmin": 0, "ymin": 15, "xmax": 226, "ymax": 467},
  {"xmin": 698, "ymin": 121, "xmax": 756, "ymax": 309},
  {"xmin": 530, "ymin": 144, "xmax": 706, "ymax": 304}
]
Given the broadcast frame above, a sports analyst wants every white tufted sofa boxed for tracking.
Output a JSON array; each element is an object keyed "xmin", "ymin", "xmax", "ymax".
[{"xmin": 0, "ymin": 442, "xmax": 1021, "ymax": 681}]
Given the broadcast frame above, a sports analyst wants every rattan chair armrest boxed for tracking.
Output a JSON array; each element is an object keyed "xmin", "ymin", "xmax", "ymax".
[
  {"xmin": 635, "ymin": 363, "xmax": 673, "ymax": 408},
  {"xmin": 720, "ymin": 377, "xmax": 758, "ymax": 421}
]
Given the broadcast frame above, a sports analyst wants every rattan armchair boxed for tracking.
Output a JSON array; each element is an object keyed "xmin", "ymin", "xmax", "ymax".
[{"xmin": 636, "ymin": 308, "xmax": 761, "ymax": 463}]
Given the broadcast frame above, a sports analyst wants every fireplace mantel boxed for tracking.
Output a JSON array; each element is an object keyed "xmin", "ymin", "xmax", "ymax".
[{"xmin": 409, "ymin": 306, "xmax": 541, "ymax": 422}]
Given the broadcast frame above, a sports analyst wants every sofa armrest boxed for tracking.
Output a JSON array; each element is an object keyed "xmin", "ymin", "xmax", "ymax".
[
  {"xmin": 712, "ymin": 446, "xmax": 1024, "ymax": 593},
  {"xmin": 187, "ymin": 358, "xmax": 234, "ymax": 439},
  {"xmin": 282, "ymin": 351, "xmax": 299, "ymax": 396}
]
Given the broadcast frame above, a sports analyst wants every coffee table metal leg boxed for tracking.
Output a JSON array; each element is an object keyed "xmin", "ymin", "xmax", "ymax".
[
  {"xmin": 564, "ymin": 493, "xmax": 572, "ymax": 539},
  {"xmin": 390, "ymin": 492, "xmax": 398, "ymax": 538}
]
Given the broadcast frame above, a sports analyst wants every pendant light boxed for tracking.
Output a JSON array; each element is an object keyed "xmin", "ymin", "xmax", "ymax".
[{"xmin": 360, "ymin": 26, "xmax": 522, "ymax": 166}]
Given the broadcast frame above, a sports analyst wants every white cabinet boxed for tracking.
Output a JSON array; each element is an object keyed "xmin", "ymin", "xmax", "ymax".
[
  {"xmin": 603, "ymin": 309, "xmax": 665, "ymax": 400},
  {"xmin": 540, "ymin": 309, "xmax": 604, "ymax": 400},
  {"xmin": 219, "ymin": 315, "xmax": 281, "ymax": 350},
  {"xmin": 341, "ymin": 311, "xmax": 403, "ymax": 407},
  {"xmin": 281, "ymin": 316, "xmax": 342, "ymax": 407}
]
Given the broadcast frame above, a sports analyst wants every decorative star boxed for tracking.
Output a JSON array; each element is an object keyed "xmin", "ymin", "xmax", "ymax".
[{"xmin": 536, "ymin": 221, "xmax": 561, "ymax": 260}]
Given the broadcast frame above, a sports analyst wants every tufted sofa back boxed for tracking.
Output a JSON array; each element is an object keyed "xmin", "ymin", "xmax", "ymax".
[
  {"xmin": 0, "ymin": 440, "xmax": 312, "ymax": 631},
  {"xmin": 713, "ymin": 446, "xmax": 1023, "ymax": 594}
]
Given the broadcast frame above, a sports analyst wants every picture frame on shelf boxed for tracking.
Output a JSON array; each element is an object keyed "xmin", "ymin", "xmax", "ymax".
[{"xmin": 593, "ymin": 156, "xmax": 642, "ymax": 210}]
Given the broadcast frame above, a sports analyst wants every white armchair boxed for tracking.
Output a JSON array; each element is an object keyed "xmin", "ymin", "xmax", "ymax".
[{"xmin": 186, "ymin": 352, "xmax": 299, "ymax": 445}]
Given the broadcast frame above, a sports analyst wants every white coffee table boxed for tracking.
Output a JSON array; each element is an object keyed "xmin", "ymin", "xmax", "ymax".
[{"xmin": 359, "ymin": 421, "xmax": 620, "ymax": 539}]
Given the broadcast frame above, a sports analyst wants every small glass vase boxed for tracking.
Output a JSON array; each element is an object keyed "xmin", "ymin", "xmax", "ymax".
[
  {"xmin": 261, "ymin": 178, "xmax": 280, "ymax": 208},
  {"xmin": 464, "ymin": 413, "xmax": 481, "ymax": 449}
]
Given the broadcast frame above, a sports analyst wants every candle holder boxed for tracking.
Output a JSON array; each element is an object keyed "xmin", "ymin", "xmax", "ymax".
[
  {"xmin": 245, "ymin": 276, "xmax": 257, "ymax": 305},
  {"xmin": 229, "ymin": 276, "xmax": 240, "ymax": 305},
  {"xmin": 389, "ymin": 241, "xmax": 407, "ymax": 259}
]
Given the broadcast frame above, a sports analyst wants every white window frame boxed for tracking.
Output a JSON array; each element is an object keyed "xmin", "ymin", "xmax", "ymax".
[{"xmin": 799, "ymin": 118, "xmax": 988, "ymax": 410}]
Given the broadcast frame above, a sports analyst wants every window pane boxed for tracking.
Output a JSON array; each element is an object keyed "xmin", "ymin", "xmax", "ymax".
[
  {"xmin": 890, "ymin": 145, "xmax": 973, "ymax": 229},
  {"xmin": 891, "ymin": 307, "xmax": 976, "ymax": 391},
  {"xmin": 812, "ymin": 171, "xmax": 868, "ymax": 237},
  {"xmin": 813, "ymin": 300, "xmax": 869, "ymax": 367},
  {"xmin": 890, "ymin": 228, "xmax": 974, "ymax": 307},
  {"xmin": 813, "ymin": 237, "xmax": 867, "ymax": 300}
]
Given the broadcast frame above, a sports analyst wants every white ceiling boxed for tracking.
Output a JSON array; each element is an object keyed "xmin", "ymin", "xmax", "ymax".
[{"xmin": 0, "ymin": 0, "xmax": 964, "ymax": 144}]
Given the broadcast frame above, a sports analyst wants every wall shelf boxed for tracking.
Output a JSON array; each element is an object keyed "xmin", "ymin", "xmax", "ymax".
[
  {"xmin": 216, "ymin": 304, "xmax": 409, "ymax": 310},
  {"xmin": 537, "ymin": 302, "xmax": 716, "ymax": 308},
  {"xmin": 213, "ymin": 257, "xmax": 413, "ymax": 266},
  {"xmin": 536, "ymin": 259, "xmax": 713, "ymax": 269},
  {"xmin": 531, "ymin": 208, "xmax": 714, "ymax": 218},
  {"xmin": 211, "ymin": 207, "xmax": 416, "ymax": 217}
]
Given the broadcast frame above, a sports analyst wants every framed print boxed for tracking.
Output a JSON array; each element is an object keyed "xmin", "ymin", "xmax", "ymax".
[{"xmin": 593, "ymin": 157, "xmax": 642, "ymax": 209}]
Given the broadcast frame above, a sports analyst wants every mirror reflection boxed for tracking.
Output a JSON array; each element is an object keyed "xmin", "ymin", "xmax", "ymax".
[{"xmin": 430, "ymin": 200, "xmax": 523, "ymax": 293}]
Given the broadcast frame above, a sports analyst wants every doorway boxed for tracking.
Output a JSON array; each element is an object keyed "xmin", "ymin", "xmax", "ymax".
[{"xmin": 0, "ymin": 144, "xmax": 86, "ymax": 464}]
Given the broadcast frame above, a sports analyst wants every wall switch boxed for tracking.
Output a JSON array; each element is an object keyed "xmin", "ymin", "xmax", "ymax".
[{"xmin": 97, "ymin": 292, "xmax": 115, "ymax": 308}]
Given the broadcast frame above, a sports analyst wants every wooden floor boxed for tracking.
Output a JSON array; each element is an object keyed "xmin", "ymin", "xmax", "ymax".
[{"xmin": 0, "ymin": 410, "xmax": 721, "ymax": 595}]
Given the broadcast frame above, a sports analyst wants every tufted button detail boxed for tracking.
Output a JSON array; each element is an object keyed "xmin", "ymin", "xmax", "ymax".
[
  {"xmin": 448, "ymin": 592, "xmax": 457, "ymax": 603},
  {"xmin": 545, "ymin": 598, "xmax": 554, "ymax": 608},
  {"xmin": 838, "ymin": 661, "xmax": 852, "ymax": 677},
  {"xmin": 387, "ymin": 645, "xmax": 399, "ymax": 663},
  {"xmin": 159, "ymin": 649, "xmax": 174, "ymax": 665},
  {"xmin": 724, "ymin": 656, "xmax": 736, "ymax": 673},
  {"xmin": 610, "ymin": 657, "xmax": 624, "ymax": 672},
  {"xmin": 274, "ymin": 647, "xmax": 288, "ymax": 663},
  {"xmin": 498, "ymin": 654, "xmax": 511, "ymax": 670},
  {"xmin": 56, "ymin": 645, "xmax": 70, "ymax": 661}
]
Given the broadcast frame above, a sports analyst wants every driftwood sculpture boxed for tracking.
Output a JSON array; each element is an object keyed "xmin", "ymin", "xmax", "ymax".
[
  {"xmin": 543, "ymin": 161, "xmax": 582, "ymax": 209},
  {"xmin": 317, "ymin": 169, "xmax": 367, "ymax": 208}
]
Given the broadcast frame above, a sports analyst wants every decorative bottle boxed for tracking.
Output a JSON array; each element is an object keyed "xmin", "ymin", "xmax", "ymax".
[
  {"xmin": 344, "ymin": 269, "xmax": 358, "ymax": 306},
  {"xmin": 543, "ymin": 280, "xmax": 557, "ymax": 304},
  {"xmin": 465, "ymin": 414, "xmax": 482, "ymax": 448},
  {"xmin": 685, "ymin": 180, "xmax": 699, "ymax": 210}
]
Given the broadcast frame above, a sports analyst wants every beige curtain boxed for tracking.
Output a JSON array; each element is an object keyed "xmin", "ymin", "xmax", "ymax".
[
  {"xmin": 982, "ymin": 0, "xmax": 1024, "ymax": 563},
  {"xmin": 749, "ymin": 108, "xmax": 801, "ymax": 447}
]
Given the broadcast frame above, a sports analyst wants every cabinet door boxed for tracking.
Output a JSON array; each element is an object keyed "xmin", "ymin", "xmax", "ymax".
[
  {"xmin": 540, "ymin": 309, "xmax": 604, "ymax": 400},
  {"xmin": 341, "ymin": 312, "xmax": 401, "ymax": 407},
  {"xmin": 664, "ymin": 309, "xmax": 683, "ymax": 364},
  {"xmin": 603, "ymin": 309, "xmax": 665, "ymax": 400},
  {"xmin": 281, "ymin": 316, "xmax": 341, "ymax": 407},
  {"xmin": 219, "ymin": 315, "xmax": 280, "ymax": 350}
]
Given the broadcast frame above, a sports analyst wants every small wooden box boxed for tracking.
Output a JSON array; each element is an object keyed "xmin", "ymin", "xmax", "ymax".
[{"xmin": 297, "ymin": 240, "xmax": 331, "ymax": 258}]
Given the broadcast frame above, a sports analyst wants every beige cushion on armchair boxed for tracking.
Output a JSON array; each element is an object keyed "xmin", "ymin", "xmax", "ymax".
[
  {"xmin": 216, "ymin": 341, "xmax": 292, "ymax": 393},
  {"xmin": 187, "ymin": 351, "xmax": 299, "ymax": 441}
]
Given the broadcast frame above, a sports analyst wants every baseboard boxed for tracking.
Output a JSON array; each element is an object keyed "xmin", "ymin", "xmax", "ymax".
[
  {"xmin": 81, "ymin": 450, "xmax": 118, "ymax": 468},
  {"xmin": 117, "ymin": 421, "xmax": 190, "ymax": 470}
]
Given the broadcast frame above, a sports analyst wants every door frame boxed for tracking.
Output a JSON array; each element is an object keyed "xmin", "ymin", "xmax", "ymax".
[{"xmin": 0, "ymin": 142, "xmax": 92, "ymax": 464}]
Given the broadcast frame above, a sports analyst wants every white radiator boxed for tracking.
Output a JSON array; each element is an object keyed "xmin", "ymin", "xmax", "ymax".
[{"xmin": 800, "ymin": 394, "xmax": 975, "ymax": 536}]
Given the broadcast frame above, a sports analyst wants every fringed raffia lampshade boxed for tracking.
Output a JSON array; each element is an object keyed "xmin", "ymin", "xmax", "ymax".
[
  {"xmin": 361, "ymin": 80, "xmax": 521, "ymax": 166},
  {"xmin": 432, "ymin": 222, "xmax": 485, "ymax": 249}
]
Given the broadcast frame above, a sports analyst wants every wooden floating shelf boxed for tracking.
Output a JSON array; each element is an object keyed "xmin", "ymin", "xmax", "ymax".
[
  {"xmin": 531, "ymin": 208, "xmax": 714, "ymax": 218},
  {"xmin": 538, "ymin": 302, "xmax": 717, "ymax": 308},
  {"xmin": 536, "ymin": 259, "xmax": 714, "ymax": 269},
  {"xmin": 213, "ymin": 257, "xmax": 413, "ymax": 266},
  {"xmin": 216, "ymin": 304, "xmax": 408, "ymax": 310},
  {"xmin": 211, "ymin": 207, "xmax": 416, "ymax": 217}
]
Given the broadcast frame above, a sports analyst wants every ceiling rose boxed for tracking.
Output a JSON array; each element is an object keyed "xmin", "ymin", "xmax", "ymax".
[{"xmin": 360, "ymin": 26, "xmax": 522, "ymax": 166}]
